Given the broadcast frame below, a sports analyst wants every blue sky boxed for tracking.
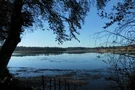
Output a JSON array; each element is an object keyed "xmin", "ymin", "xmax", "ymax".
[{"xmin": 18, "ymin": 2, "xmax": 117, "ymax": 47}]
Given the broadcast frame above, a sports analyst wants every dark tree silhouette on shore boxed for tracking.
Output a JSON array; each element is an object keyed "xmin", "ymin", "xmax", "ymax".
[{"xmin": 0, "ymin": 0, "xmax": 90, "ymax": 76}]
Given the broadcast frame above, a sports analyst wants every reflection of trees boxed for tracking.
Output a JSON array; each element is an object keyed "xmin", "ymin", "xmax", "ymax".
[
  {"xmin": 13, "ymin": 52, "xmax": 90, "ymax": 57},
  {"xmin": 104, "ymin": 54, "xmax": 135, "ymax": 90},
  {"xmin": 13, "ymin": 52, "xmax": 64, "ymax": 57}
]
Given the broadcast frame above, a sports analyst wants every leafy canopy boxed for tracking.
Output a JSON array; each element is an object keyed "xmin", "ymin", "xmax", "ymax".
[
  {"xmin": 0, "ymin": 0, "xmax": 90, "ymax": 44},
  {"xmin": 97, "ymin": 0, "xmax": 135, "ymax": 29}
]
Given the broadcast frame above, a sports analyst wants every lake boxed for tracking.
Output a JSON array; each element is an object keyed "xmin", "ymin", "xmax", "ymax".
[
  {"xmin": 7, "ymin": 53, "xmax": 135, "ymax": 90},
  {"xmin": 8, "ymin": 53, "xmax": 109, "ymax": 76}
]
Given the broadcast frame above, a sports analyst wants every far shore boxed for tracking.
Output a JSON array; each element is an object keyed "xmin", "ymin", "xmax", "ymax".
[{"xmin": 13, "ymin": 45, "xmax": 135, "ymax": 55}]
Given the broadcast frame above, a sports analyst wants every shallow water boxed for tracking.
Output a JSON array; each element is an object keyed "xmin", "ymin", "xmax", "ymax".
[
  {"xmin": 7, "ymin": 53, "xmax": 135, "ymax": 90},
  {"xmin": 8, "ymin": 53, "xmax": 109, "ymax": 70}
]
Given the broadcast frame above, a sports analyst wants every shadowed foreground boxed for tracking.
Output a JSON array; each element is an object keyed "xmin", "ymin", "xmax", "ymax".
[{"xmin": 0, "ymin": 69, "xmax": 33, "ymax": 90}]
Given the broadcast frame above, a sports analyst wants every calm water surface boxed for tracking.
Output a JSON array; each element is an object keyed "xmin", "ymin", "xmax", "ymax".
[
  {"xmin": 8, "ymin": 53, "xmax": 108, "ymax": 70},
  {"xmin": 7, "ymin": 53, "xmax": 135, "ymax": 90},
  {"xmin": 8, "ymin": 53, "xmax": 111, "ymax": 77}
]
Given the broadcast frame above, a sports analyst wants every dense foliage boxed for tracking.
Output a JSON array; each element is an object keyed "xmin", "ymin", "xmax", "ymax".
[{"xmin": 0, "ymin": 0, "xmax": 90, "ymax": 44}]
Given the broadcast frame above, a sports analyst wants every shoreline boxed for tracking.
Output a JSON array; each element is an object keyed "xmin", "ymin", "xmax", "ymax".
[{"xmin": 9, "ymin": 67, "xmax": 110, "ymax": 90}]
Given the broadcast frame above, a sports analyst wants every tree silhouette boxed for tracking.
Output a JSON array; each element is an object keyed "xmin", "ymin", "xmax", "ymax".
[
  {"xmin": 0, "ymin": 0, "xmax": 90, "ymax": 76},
  {"xmin": 96, "ymin": 0, "xmax": 135, "ymax": 46}
]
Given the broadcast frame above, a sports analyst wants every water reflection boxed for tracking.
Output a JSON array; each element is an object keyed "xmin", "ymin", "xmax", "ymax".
[
  {"xmin": 9, "ymin": 52, "xmax": 135, "ymax": 90},
  {"xmin": 12, "ymin": 51, "xmax": 92, "ymax": 57},
  {"xmin": 104, "ymin": 54, "xmax": 135, "ymax": 90},
  {"xmin": 13, "ymin": 52, "xmax": 64, "ymax": 57},
  {"xmin": 11, "ymin": 53, "xmax": 109, "ymax": 70}
]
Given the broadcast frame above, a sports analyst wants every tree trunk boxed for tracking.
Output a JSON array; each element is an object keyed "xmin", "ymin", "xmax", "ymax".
[{"xmin": 0, "ymin": 0, "xmax": 23, "ymax": 76}]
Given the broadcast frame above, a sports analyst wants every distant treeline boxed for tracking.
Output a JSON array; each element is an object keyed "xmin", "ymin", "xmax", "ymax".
[
  {"xmin": 13, "ymin": 46, "xmax": 93, "ymax": 56},
  {"xmin": 15, "ymin": 46, "xmax": 66, "ymax": 53},
  {"xmin": 14, "ymin": 46, "xmax": 91, "ymax": 52},
  {"xmin": 14, "ymin": 45, "xmax": 135, "ymax": 54}
]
